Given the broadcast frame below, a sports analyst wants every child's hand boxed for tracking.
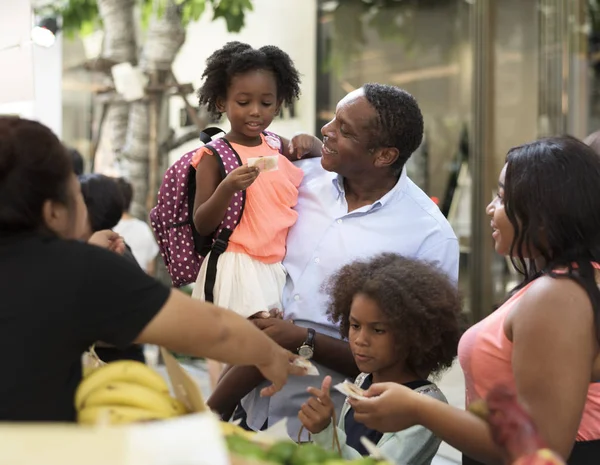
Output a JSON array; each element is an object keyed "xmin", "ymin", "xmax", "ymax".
[
  {"xmin": 298, "ymin": 375, "xmax": 334, "ymax": 434},
  {"xmin": 349, "ymin": 382, "xmax": 422, "ymax": 433},
  {"xmin": 223, "ymin": 165, "xmax": 259, "ymax": 193},
  {"xmin": 289, "ymin": 133, "xmax": 322, "ymax": 159}
]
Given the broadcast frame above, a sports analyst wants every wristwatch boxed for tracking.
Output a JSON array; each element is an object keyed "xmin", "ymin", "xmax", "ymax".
[{"xmin": 297, "ymin": 328, "xmax": 316, "ymax": 360}]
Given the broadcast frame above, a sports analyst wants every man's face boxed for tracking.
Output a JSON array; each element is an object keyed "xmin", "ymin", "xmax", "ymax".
[{"xmin": 320, "ymin": 88, "xmax": 379, "ymax": 177}]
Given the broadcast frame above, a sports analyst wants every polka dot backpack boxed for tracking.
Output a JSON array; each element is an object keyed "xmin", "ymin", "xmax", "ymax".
[{"xmin": 150, "ymin": 128, "xmax": 282, "ymax": 298}]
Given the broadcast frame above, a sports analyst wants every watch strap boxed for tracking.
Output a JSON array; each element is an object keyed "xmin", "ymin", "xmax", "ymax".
[{"xmin": 305, "ymin": 328, "xmax": 315, "ymax": 348}]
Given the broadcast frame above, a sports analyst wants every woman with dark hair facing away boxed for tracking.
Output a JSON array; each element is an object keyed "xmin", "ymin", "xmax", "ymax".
[
  {"xmin": 0, "ymin": 116, "xmax": 305, "ymax": 422},
  {"xmin": 344, "ymin": 136, "xmax": 600, "ymax": 465},
  {"xmin": 113, "ymin": 177, "xmax": 159, "ymax": 275},
  {"xmin": 191, "ymin": 41, "xmax": 323, "ymax": 386},
  {"xmin": 298, "ymin": 253, "xmax": 463, "ymax": 464},
  {"xmin": 79, "ymin": 173, "xmax": 146, "ymax": 364},
  {"xmin": 79, "ymin": 174, "xmax": 137, "ymax": 266}
]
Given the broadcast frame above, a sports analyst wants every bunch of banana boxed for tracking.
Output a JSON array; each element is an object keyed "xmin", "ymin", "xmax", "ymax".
[
  {"xmin": 75, "ymin": 360, "xmax": 188, "ymax": 425},
  {"xmin": 220, "ymin": 420, "xmax": 257, "ymax": 441}
]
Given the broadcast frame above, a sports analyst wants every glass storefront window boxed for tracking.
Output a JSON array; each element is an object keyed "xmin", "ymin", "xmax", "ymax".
[{"xmin": 316, "ymin": 0, "xmax": 476, "ymax": 314}]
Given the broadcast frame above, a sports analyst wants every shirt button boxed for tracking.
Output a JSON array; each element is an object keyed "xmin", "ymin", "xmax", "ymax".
[
  {"xmin": 314, "ymin": 257, "xmax": 320, "ymax": 264},
  {"xmin": 337, "ymin": 219, "xmax": 342, "ymax": 224},
  {"xmin": 294, "ymin": 294, "xmax": 300, "ymax": 301}
]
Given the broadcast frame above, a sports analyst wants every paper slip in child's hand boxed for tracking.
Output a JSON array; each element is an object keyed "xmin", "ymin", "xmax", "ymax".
[
  {"xmin": 333, "ymin": 379, "xmax": 367, "ymax": 400},
  {"xmin": 292, "ymin": 357, "xmax": 319, "ymax": 376},
  {"xmin": 248, "ymin": 155, "xmax": 278, "ymax": 172}
]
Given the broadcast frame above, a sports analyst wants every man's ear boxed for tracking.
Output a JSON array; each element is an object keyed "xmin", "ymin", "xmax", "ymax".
[
  {"xmin": 374, "ymin": 147, "xmax": 400, "ymax": 169},
  {"xmin": 216, "ymin": 97, "xmax": 226, "ymax": 113}
]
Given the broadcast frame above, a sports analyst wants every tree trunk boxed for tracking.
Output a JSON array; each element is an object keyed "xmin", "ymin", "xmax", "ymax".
[
  {"xmin": 122, "ymin": 1, "xmax": 186, "ymax": 219},
  {"xmin": 95, "ymin": 0, "xmax": 138, "ymax": 163}
]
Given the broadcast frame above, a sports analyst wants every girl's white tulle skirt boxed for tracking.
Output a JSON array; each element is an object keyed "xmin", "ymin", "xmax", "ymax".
[{"xmin": 191, "ymin": 251, "xmax": 286, "ymax": 318}]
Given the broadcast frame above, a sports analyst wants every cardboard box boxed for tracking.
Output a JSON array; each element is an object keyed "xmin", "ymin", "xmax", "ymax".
[{"xmin": 0, "ymin": 348, "xmax": 229, "ymax": 465}]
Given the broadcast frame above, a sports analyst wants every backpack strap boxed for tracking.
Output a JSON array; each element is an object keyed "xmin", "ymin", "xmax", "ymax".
[
  {"xmin": 200, "ymin": 127, "xmax": 225, "ymax": 144},
  {"xmin": 201, "ymin": 138, "xmax": 245, "ymax": 303},
  {"xmin": 263, "ymin": 130, "xmax": 284, "ymax": 154}
]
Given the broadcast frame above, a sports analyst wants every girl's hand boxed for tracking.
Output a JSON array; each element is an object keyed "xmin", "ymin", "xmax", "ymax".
[
  {"xmin": 288, "ymin": 133, "xmax": 322, "ymax": 159},
  {"xmin": 298, "ymin": 375, "xmax": 334, "ymax": 433},
  {"xmin": 257, "ymin": 347, "xmax": 307, "ymax": 397},
  {"xmin": 223, "ymin": 165, "xmax": 259, "ymax": 193},
  {"xmin": 349, "ymin": 382, "xmax": 422, "ymax": 432}
]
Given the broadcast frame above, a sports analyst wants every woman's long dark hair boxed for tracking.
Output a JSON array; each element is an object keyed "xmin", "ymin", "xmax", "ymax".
[{"xmin": 504, "ymin": 135, "xmax": 600, "ymax": 340}]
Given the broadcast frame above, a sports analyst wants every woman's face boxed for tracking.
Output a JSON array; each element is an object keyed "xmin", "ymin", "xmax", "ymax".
[
  {"xmin": 486, "ymin": 164, "xmax": 514, "ymax": 256},
  {"xmin": 45, "ymin": 174, "xmax": 88, "ymax": 240}
]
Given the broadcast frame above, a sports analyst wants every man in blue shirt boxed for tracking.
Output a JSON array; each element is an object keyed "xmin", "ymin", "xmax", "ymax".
[{"xmin": 208, "ymin": 83, "xmax": 459, "ymax": 440}]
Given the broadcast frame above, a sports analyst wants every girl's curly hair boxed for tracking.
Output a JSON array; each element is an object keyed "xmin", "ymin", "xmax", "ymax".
[
  {"xmin": 197, "ymin": 41, "xmax": 301, "ymax": 119},
  {"xmin": 324, "ymin": 253, "xmax": 464, "ymax": 377}
]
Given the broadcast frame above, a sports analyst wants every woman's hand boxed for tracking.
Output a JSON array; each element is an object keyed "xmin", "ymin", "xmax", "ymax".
[
  {"xmin": 298, "ymin": 375, "xmax": 334, "ymax": 433},
  {"xmin": 256, "ymin": 346, "xmax": 306, "ymax": 397},
  {"xmin": 349, "ymin": 382, "xmax": 422, "ymax": 432},
  {"xmin": 288, "ymin": 133, "xmax": 322, "ymax": 159},
  {"xmin": 88, "ymin": 230, "xmax": 125, "ymax": 255}
]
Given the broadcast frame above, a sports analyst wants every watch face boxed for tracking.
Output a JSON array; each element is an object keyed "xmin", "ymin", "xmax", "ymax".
[{"xmin": 298, "ymin": 346, "xmax": 314, "ymax": 359}]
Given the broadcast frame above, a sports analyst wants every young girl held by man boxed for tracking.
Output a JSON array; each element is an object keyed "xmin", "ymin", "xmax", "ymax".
[
  {"xmin": 191, "ymin": 42, "xmax": 322, "ymax": 386},
  {"xmin": 298, "ymin": 253, "xmax": 463, "ymax": 465}
]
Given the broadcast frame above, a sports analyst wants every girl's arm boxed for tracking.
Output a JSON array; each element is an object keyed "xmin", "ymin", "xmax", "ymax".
[
  {"xmin": 350, "ymin": 276, "xmax": 598, "ymax": 464},
  {"xmin": 192, "ymin": 152, "xmax": 258, "ymax": 235},
  {"xmin": 280, "ymin": 134, "xmax": 323, "ymax": 161}
]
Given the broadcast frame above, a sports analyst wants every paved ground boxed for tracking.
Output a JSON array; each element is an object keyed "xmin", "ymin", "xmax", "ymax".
[{"xmin": 151, "ymin": 347, "xmax": 466, "ymax": 464}]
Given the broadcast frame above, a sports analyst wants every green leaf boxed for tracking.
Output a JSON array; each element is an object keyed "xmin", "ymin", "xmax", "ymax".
[
  {"xmin": 35, "ymin": 0, "xmax": 254, "ymax": 37},
  {"xmin": 141, "ymin": 0, "xmax": 154, "ymax": 30},
  {"xmin": 191, "ymin": 0, "xmax": 206, "ymax": 21},
  {"xmin": 36, "ymin": 0, "xmax": 100, "ymax": 37}
]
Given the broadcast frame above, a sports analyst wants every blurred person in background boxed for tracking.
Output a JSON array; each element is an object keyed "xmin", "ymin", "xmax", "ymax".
[
  {"xmin": 79, "ymin": 173, "xmax": 146, "ymax": 363},
  {"xmin": 69, "ymin": 148, "xmax": 84, "ymax": 176},
  {"xmin": 114, "ymin": 177, "xmax": 160, "ymax": 276}
]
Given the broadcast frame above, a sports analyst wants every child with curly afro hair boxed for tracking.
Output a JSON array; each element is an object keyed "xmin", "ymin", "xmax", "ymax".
[{"xmin": 299, "ymin": 253, "xmax": 464, "ymax": 464}]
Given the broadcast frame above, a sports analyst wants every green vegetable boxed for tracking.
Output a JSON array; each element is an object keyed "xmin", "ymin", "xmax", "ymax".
[
  {"xmin": 290, "ymin": 444, "xmax": 329, "ymax": 465},
  {"xmin": 266, "ymin": 441, "xmax": 298, "ymax": 463},
  {"xmin": 226, "ymin": 435, "xmax": 267, "ymax": 461}
]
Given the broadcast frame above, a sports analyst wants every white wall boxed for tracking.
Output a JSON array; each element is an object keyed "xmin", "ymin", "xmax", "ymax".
[
  {"xmin": 169, "ymin": 0, "xmax": 317, "ymax": 161},
  {"xmin": 0, "ymin": 0, "xmax": 62, "ymax": 137}
]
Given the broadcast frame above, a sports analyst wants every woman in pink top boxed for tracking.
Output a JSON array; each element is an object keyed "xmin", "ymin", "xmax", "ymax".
[
  {"xmin": 191, "ymin": 42, "xmax": 322, "ymax": 386},
  {"xmin": 343, "ymin": 136, "xmax": 600, "ymax": 464}
]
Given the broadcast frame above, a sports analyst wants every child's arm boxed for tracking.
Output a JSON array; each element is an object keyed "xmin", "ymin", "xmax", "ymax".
[
  {"xmin": 207, "ymin": 365, "xmax": 264, "ymax": 419},
  {"xmin": 280, "ymin": 133, "xmax": 323, "ymax": 161},
  {"xmin": 192, "ymin": 152, "xmax": 259, "ymax": 235}
]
